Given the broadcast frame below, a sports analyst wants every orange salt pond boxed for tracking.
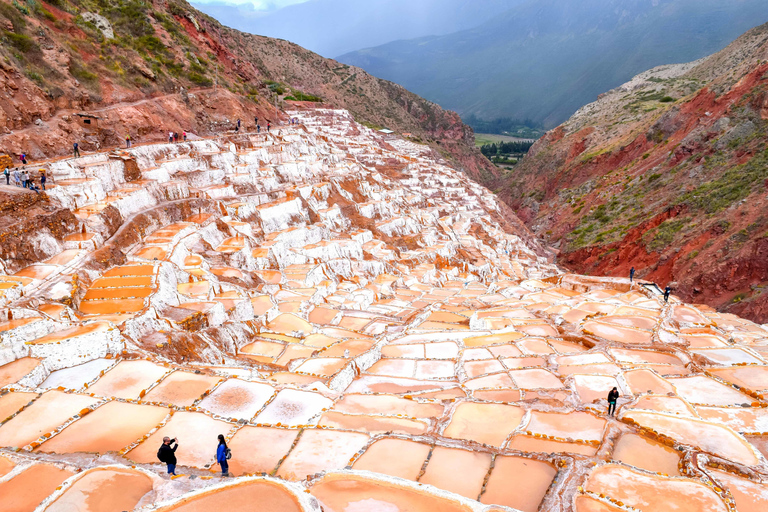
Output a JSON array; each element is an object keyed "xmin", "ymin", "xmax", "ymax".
[
  {"xmin": 419, "ymin": 446, "xmax": 491, "ymax": 499},
  {"xmin": 709, "ymin": 468, "xmax": 768, "ymax": 512},
  {"xmin": 276, "ymin": 429, "xmax": 368, "ymax": 480},
  {"xmin": 352, "ymin": 438, "xmax": 431, "ymax": 480},
  {"xmin": 574, "ymin": 495, "xmax": 629, "ymax": 512},
  {"xmin": 141, "ymin": 371, "xmax": 220, "ymax": 406},
  {"xmin": 0, "ymin": 454, "xmax": 15, "ymax": 476},
  {"xmin": 87, "ymin": 360, "xmax": 168, "ymax": 399},
  {"xmin": 585, "ymin": 464, "xmax": 727, "ymax": 512},
  {"xmin": 319, "ymin": 411, "xmax": 428, "ymax": 434},
  {"xmin": 506, "ymin": 434, "xmax": 598, "ymax": 456},
  {"xmin": 0, "ymin": 391, "xmax": 36, "ymax": 422},
  {"xmin": 0, "ymin": 464, "xmax": 74, "ymax": 512},
  {"xmin": 0, "ymin": 357, "xmax": 40, "ymax": 386},
  {"xmin": 612, "ymin": 433, "xmax": 681, "ymax": 475},
  {"xmin": 37, "ymin": 401, "xmax": 168, "ymax": 454},
  {"xmin": 443, "ymin": 402, "xmax": 524, "ymax": 447},
  {"xmin": 153, "ymin": 480, "xmax": 303, "ymax": 512},
  {"xmin": 28, "ymin": 322, "xmax": 110, "ymax": 345},
  {"xmin": 42, "ymin": 467, "xmax": 153, "ymax": 512},
  {"xmin": 622, "ymin": 410, "xmax": 761, "ymax": 466},
  {"xmin": 0, "ymin": 391, "xmax": 98, "ymax": 448},
  {"xmin": 311, "ymin": 473, "xmax": 474, "ymax": 512},
  {"xmin": 268, "ymin": 313, "xmax": 313, "ymax": 335},
  {"xmin": 480, "ymin": 456, "xmax": 557, "ymax": 512},
  {"xmin": 227, "ymin": 426, "xmax": 300, "ymax": 476},
  {"xmin": 127, "ymin": 412, "xmax": 231, "ymax": 468}
]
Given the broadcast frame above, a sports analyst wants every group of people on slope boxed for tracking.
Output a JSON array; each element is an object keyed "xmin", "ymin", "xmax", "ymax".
[
  {"xmin": 157, "ymin": 435, "xmax": 231, "ymax": 478},
  {"xmin": 3, "ymin": 166, "xmax": 46, "ymax": 193}
]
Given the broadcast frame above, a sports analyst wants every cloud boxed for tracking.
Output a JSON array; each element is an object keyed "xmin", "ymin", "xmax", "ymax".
[{"xmin": 191, "ymin": 0, "xmax": 311, "ymax": 11}]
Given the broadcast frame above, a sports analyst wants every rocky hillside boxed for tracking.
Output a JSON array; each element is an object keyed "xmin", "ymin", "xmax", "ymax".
[
  {"xmin": 0, "ymin": 0, "xmax": 494, "ymax": 179},
  {"xmin": 497, "ymin": 22, "xmax": 768, "ymax": 323}
]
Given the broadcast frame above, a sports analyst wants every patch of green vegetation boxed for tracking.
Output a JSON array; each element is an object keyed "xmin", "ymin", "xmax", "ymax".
[
  {"xmin": 682, "ymin": 149, "xmax": 768, "ymax": 213},
  {"xmin": 659, "ymin": 96, "xmax": 676, "ymax": 103},
  {"xmin": 12, "ymin": 0, "xmax": 29, "ymax": 15},
  {"xmin": 647, "ymin": 173, "xmax": 661, "ymax": 182},
  {"xmin": 188, "ymin": 71, "xmax": 211, "ymax": 86},
  {"xmin": 69, "ymin": 60, "xmax": 98, "ymax": 86},
  {"xmin": 287, "ymin": 89, "xmax": 322, "ymax": 102},
  {"xmin": 3, "ymin": 30, "xmax": 37, "ymax": 53},
  {"xmin": 646, "ymin": 218, "xmax": 688, "ymax": 252}
]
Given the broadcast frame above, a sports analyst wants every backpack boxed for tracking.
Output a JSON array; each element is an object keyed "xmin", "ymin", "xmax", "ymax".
[
  {"xmin": 157, "ymin": 447, "xmax": 167, "ymax": 463},
  {"xmin": 226, "ymin": 448, "xmax": 232, "ymax": 460}
]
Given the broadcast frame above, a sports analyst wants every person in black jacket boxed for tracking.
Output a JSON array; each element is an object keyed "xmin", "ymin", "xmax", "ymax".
[
  {"xmin": 158, "ymin": 436, "xmax": 179, "ymax": 476},
  {"xmin": 607, "ymin": 387, "xmax": 619, "ymax": 416}
]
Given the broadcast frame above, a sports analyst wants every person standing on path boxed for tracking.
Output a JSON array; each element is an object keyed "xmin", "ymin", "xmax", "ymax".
[
  {"xmin": 267, "ymin": 121, "xmax": 271, "ymax": 132},
  {"xmin": 216, "ymin": 434, "xmax": 230, "ymax": 476},
  {"xmin": 73, "ymin": 142, "xmax": 80, "ymax": 158},
  {"xmin": 13, "ymin": 168, "xmax": 20, "ymax": 187},
  {"xmin": 168, "ymin": 131, "xmax": 174, "ymax": 144},
  {"xmin": 607, "ymin": 387, "xmax": 619, "ymax": 416},
  {"xmin": 21, "ymin": 169, "xmax": 28, "ymax": 188},
  {"xmin": 3, "ymin": 167, "xmax": 9, "ymax": 185},
  {"xmin": 40, "ymin": 170, "xmax": 46, "ymax": 191},
  {"xmin": 664, "ymin": 286, "xmax": 672, "ymax": 303},
  {"xmin": 257, "ymin": 124, "xmax": 260, "ymax": 133},
  {"xmin": 237, "ymin": 118, "xmax": 241, "ymax": 130},
  {"xmin": 629, "ymin": 267, "xmax": 635, "ymax": 283},
  {"xmin": 157, "ymin": 437, "xmax": 179, "ymax": 476},
  {"xmin": 125, "ymin": 134, "xmax": 131, "ymax": 148},
  {"xmin": 254, "ymin": 116, "xmax": 258, "ymax": 128},
  {"xmin": 183, "ymin": 131, "xmax": 187, "ymax": 142},
  {"xmin": 19, "ymin": 153, "xmax": 27, "ymax": 165}
]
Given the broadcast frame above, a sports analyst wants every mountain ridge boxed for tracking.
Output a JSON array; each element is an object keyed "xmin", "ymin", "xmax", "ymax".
[
  {"xmin": 495, "ymin": 21, "xmax": 768, "ymax": 323},
  {"xmin": 339, "ymin": 0, "xmax": 768, "ymax": 128}
]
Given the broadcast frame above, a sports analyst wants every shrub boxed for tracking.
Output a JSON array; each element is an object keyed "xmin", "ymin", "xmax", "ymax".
[
  {"xmin": 188, "ymin": 71, "xmax": 211, "ymax": 86},
  {"xmin": 4, "ymin": 31, "xmax": 37, "ymax": 53},
  {"xmin": 659, "ymin": 96, "xmax": 675, "ymax": 103},
  {"xmin": 647, "ymin": 173, "xmax": 661, "ymax": 182}
]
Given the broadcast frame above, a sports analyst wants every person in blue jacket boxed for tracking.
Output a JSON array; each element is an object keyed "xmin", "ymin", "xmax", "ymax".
[{"xmin": 216, "ymin": 434, "xmax": 230, "ymax": 476}]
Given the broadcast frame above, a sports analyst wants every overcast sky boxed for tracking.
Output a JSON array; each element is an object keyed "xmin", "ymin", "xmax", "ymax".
[{"xmin": 192, "ymin": 0, "xmax": 310, "ymax": 10}]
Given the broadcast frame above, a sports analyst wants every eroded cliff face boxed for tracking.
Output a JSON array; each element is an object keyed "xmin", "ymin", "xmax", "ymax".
[
  {"xmin": 496, "ymin": 22, "xmax": 768, "ymax": 323},
  {"xmin": 0, "ymin": 0, "xmax": 494, "ymax": 179}
]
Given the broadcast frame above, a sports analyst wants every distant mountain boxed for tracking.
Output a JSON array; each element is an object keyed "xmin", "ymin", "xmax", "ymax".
[
  {"xmin": 339, "ymin": 0, "xmax": 768, "ymax": 129},
  {"xmin": 191, "ymin": 0, "xmax": 518, "ymax": 58}
]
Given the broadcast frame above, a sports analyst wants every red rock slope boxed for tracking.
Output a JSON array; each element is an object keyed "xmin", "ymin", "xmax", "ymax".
[{"xmin": 496, "ymin": 22, "xmax": 768, "ymax": 322}]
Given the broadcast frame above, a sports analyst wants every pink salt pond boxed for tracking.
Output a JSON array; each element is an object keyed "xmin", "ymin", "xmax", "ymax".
[
  {"xmin": 585, "ymin": 464, "xmax": 727, "ymax": 512},
  {"xmin": 0, "ymin": 357, "xmax": 40, "ymax": 386},
  {"xmin": 153, "ymin": 480, "xmax": 304, "ymax": 512},
  {"xmin": 480, "ymin": 456, "xmax": 558, "ymax": 512},
  {"xmin": 352, "ymin": 438, "xmax": 431, "ymax": 480},
  {"xmin": 42, "ymin": 467, "xmax": 153, "ymax": 512},
  {"xmin": 197, "ymin": 379, "xmax": 274, "ymax": 420},
  {"xmin": 0, "ymin": 464, "xmax": 74, "ymax": 512},
  {"xmin": 444, "ymin": 402, "xmax": 524, "ymax": 447},
  {"xmin": 276, "ymin": 429, "xmax": 369, "ymax": 480},
  {"xmin": 226, "ymin": 426, "xmax": 300, "ymax": 476},
  {"xmin": 612, "ymin": 433, "xmax": 681, "ymax": 475},
  {"xmin": 311, "ymin": 473, "xmax": 474, "ymax": 512},
  {"xmin": 526, "ymin": 410, "xmax": 606, "ymax": 442},
  {"xmin": 583, "ymin": 321, "xmax": 652, "ymax": 344},
  {"xmin": 621, "ymin": 410, "xmax": 761, "ymax": 466},
  {"xmin": 419, "ymin": 446, "xmax": 491, "ymax": 499}
]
